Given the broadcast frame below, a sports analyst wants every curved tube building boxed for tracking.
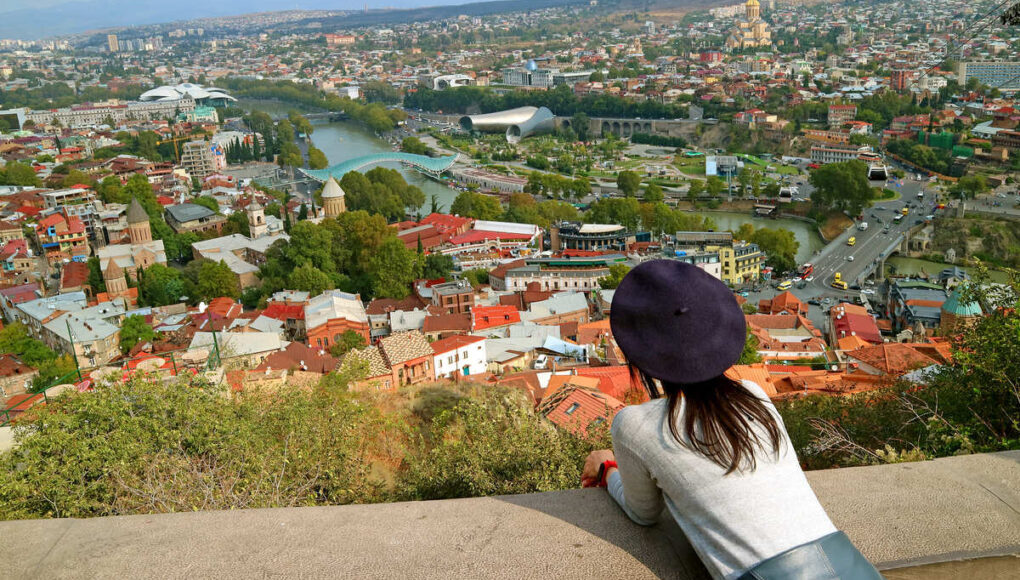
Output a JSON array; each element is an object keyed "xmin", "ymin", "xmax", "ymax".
[
  {"xmin": 459, "ymin": 106, "xmax": 555, "ymax": 142},
  {"xmin": 459, "ymin": 106, "xmax": 540, "ymax": 132},
  {"xmin": 506, "ymin": 106, "xmax": 555, "ymax": 143}
]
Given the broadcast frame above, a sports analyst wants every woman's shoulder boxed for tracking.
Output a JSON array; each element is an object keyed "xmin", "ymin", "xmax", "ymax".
[{"xmin": 611, "ymin": 398, "xmax": 666, "ymax": 437}]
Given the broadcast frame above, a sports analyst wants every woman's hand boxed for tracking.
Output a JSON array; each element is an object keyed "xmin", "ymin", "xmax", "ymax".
[{"xmin": 581, "ymin": 449, "xmax": 616, "ymax": 488}]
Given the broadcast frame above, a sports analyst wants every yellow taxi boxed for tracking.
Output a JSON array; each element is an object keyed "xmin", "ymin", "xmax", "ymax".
[{"xmin": 847, "ymin": 236, "xmax": 856, "ymax": 246}]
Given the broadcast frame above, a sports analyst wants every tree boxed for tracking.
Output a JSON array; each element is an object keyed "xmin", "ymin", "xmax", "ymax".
[
  {"xmin": 587, "ymin": 197, "xmax": 641, "ymax": 231},
  {"xmin": 738, "ymin": 332, "xmax": 762, "ymax": 364},
  {"xmin": 97, "ymin": 176, "xmax": 126, "ymax": 204},
  {"xmin": 369, "ymin": 237, "xmax": 421, "ymax": 299},
  {"xmin": 307, "ymin": 146, "xmax": 329, "ymax": 170},
  {"xmin": 138, "ymin": 264, "xmax": 187, "ymax": 306},
  {"xmin": 706, "ymin": 176, "xmax": 725, "ymax": 198},
  {"xmin": 422, "ymin": 254, "xmax": 455, "ymax": 280},
  {"xmin": 598, "ymin": 264, "xmax": 631, "ymax": 289},
  {"xmin": 0, "ymin": 162, "xmax": 41, "ymax": 187},
  {"xmin": 288, "ymin": 263, "xmax": 335, "ymax": 296},
  {"xmin": 643, "ymin": 183, "xmax": 664, "ymax": 203},
  {"xmin": 191, "ymin": 196, "xmax": 219, "ymax": 213},
  {"xmin": 119, "ymin": 314, "xmax": 157, "ymax": 354},
  {"xmin": 950, "ymin": 175, "xmax": 988, "ymax": 199},
  {"xmin": 687, "ymin": 179, "xmax": 705, "ymax": 199},
  {"xmin": 808, "ymin": 160, "xmax": 873, "ymax": 215},
  {"xmin": 401, "ymin": 137, "xmax": 429, "ymax": 155},
  {"xmin": 571, "ymin": 112, "xmax": 590, "ymax": 141},
  {"xmin": 449, "ymin": 191, "xmax": 503, "ymax": 220},
  {"xmin": 87, "ymin": 257, "xmax": 106, "ymax": 295},
  {"xmin": 190, "ymin": 260, "xmax": 239, "ymax": 301},
  {"xmin": 329, "ymin": 330, "xmax": 367, "ymax": 358},
  {"xmin": 616, "ymin": 170, "xmax": 641, "ymax": 197},
  {"xmin": 749, "ymin": 227, "xmax": 800, "ymax": 274}
]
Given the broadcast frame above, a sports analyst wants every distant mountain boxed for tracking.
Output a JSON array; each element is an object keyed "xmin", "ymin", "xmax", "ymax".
[
  {"xmin": 307, "ymin": 0, "xmax": 588, "ymax": 30},
  {"xmin": 0, "ymin": 0, "xmax": 470, "ymax": 40}
]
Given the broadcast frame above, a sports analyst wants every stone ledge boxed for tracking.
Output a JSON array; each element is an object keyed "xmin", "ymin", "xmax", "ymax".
[{"xmin": 1, "ymin": 451, "xmax": 1018, "ymax": 579}]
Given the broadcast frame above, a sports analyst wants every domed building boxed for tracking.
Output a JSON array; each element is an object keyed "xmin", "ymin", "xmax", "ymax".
[
  {"xmin": 138, "ymin": 83, "xmax": 236, "ymax": 107},
  {"xmin": 939, "ymin": 287, "xmax": 982, "ymax": 334},
  {"xmin": 321, "ymin": 177, "xmax": 347, "ymax": 219},
  {"xmin": 726, "ymin": 0, "xmax": 772, "ymax": 50}
]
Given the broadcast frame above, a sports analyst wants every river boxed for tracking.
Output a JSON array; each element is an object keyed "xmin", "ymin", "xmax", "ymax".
[
  {"xmin": 237, "ymin": 99, "xmax": 458, "ymax": 211},
  {"xmin": 238, "ymin": 100, "xmax": 829, "ymax": 246},
  {"xmin": 687, "ymin": 211, "xmax": 825, "ymax": 264}
]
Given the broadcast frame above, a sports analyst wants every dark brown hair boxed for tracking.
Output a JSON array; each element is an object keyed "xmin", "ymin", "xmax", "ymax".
[{"xmin": 632, "ymin": 366, "xmax": 783, "ymax": 475}]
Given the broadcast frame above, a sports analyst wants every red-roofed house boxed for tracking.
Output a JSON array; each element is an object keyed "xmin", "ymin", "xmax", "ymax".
[
  {"xmin": 538, "ymin": 382, "xmax": 624, "ymax": 435},
  {"xmin": 36, "ymin": 212, "xmax": 88, "ymax": 262},
  {"xmin": 262, "ymin": 302, "xmax": 307, "ymax": 341},
  {"xmin": 422, "ymin": 312, "xmax": 472, "ymax": 340},
  {"xmin": 845, "ymin": 343, "xmax": 942, "ymax": 376},
  {"xmin": 746, "ymin": 314, "xmax": 828, "ymax": 361},
  {"xmin": 829, "ymin": 302, "xmax": 882, "ymax": 347},
  {"xmin": 758, "ymin": 291, "xmax": 808, "ymax": 316},
  {"xmin": 431, "ymin": 334, "xmax": 487, "ymax": 378},
  {"xmin": 421, "ymin": 213, "xmax": 473, "ymax": 236},
  {"xmin": 471, "ymin": 305, "xmax": 521, "ymax": 332}
]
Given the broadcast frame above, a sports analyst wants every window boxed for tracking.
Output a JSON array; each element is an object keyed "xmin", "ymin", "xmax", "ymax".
[
  {"xmin": 448, "ymin": 356, "xmax": 453, "ymax": 364},
  {"xmin": 565, "ymin": 402, "xmax": 580, "ymax": 415}
]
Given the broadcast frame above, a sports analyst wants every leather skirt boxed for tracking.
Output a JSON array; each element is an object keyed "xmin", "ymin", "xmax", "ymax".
[{"xmin": 737, "ymin": 531, "xmax": 884, "ymax": 580}]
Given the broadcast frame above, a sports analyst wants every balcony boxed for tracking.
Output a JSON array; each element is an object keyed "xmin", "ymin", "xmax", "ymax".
[{"xmin": 0, "ymin": 451, "xmax": 1016, "ymax": 578}]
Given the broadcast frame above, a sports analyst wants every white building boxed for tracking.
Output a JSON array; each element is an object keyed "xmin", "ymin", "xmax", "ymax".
[{"xmin": 431, "ymin": 334, "xmax": 487, "ymax": 379}]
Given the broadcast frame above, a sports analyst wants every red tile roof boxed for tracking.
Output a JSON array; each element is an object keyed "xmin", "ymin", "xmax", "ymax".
[
  {"xmin": 256, "ymin": 342, "xmax": 337, "ymax": 374},
  {"xmin": 421, "ymin": 213, "xmax": 473, "ymax": 232},
  {"xmin": 422, "ymin": 312, "xmax": 471, "ymax": 334},
  {"xmin": 846, "ymin": 343, "xmax": 942, "ymax": 375},
  {"xmin": 541, "ymin": 385, "xmax": 624, "ymax": 435},
  {"xmin": 262, "ymin": 302, "xmax": 305, "ymax": 321},
  {"xmin": 430, "ymin": 334, "xmax": 485, "ymax": 356},
  {"xmin": 574, "ymin": 366, "xmax": 644, "ymax": 402},
  {"xmin": 448, "ymin": 230, "xmax": 534, "ymax": 245},
  {"xmin": 471, "ymin": 305, "xmax": 521, "ymax": 331}
]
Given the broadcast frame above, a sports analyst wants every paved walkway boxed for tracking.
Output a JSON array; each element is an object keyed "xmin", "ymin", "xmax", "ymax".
[{"xmin": 1, "ymin": 451, "xmax": 1017, "ymax": 579}]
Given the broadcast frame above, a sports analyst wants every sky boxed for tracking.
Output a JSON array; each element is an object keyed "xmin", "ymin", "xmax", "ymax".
[
  {"xmin": 0, "ymin": 0, "xmax": 474, "ymax": 39},
  {"xmin": 0, "ymin": 0, "xmax": 468, "ymax": 14}
]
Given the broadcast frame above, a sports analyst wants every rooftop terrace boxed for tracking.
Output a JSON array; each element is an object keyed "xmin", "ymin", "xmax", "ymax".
[{"xmin": 1, "ymin": 451, "xmax": 1017, "ymax": 578}]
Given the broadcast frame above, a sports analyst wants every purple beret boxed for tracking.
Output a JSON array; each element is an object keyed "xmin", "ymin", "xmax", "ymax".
[{"xmin": 610, "ymin": 260, "xmax": 747, "ymax": 384}]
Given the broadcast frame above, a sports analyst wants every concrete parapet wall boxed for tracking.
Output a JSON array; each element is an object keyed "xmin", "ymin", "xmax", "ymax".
[{"xmin": 0, "ymin": 451, "xmax": 1017, "ymax": 579}]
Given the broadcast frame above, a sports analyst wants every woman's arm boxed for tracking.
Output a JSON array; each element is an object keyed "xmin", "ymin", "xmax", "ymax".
[{"xmin": 607, "ymin": 441, "xmax": 664, "ymax": 526}]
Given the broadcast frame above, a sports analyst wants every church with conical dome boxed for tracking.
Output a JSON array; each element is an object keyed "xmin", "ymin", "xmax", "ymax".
[
  {"xmin": 321, "ymin": 177, "xmax": 347, "ymax": 219},
  {"xmin": 726, "ymin": 0, "xmax": 772, "ymax": 50}
]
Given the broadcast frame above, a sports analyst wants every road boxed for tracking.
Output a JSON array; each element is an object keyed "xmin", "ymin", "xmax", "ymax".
[{"xmin": 739, "ymin": 175, "xmax": 941, "ymax": 332}]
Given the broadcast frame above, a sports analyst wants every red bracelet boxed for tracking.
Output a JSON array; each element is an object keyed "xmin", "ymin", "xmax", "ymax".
[{"xmin": 599, "ymin": 460, "xmax": 618, "ymax": 487}]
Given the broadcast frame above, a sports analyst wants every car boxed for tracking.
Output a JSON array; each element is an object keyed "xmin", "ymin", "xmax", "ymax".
[
  {"xmin": 861, "ymin": 289, "xmax": 876, "ymax": 295},
  {"xmin": 925, "ymin": 214, "xmax": 935, "ymax": 220},
  {"xmin": 804, "ymin": 276, "xmax": 814, "ymax": 282},
  {"xmin": 777, "ymin": 280, "xmax": 793, "ymax": 291},
  {"xmin": 738, "ymin": 291, "xmax": 750, "ymax": 297},
  {"xmin": 807, "ymin": 299, "xmax": 822, "ymax": 306},
  {"xmin": 847, "ymin": 256, "xmax": 855, "ymax": 262}
]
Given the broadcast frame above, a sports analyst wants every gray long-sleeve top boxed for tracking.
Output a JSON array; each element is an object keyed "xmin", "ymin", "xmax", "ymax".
[{"xmin": 606, "ymin": 380, "xmax": 838, "ymax": 580}]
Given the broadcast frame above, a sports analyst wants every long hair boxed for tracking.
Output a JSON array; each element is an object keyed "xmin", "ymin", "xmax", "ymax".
[{"xmin": 632, "ymin": 365, "xmax": 783, "ymax": 475}]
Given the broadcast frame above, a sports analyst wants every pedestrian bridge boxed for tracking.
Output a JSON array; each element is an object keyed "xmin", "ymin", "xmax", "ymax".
[{"xmin": 299, "ymin": 152, "xmax": 458, "ymax": 182}]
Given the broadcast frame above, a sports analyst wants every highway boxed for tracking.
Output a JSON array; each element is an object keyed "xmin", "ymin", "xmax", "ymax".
[{"xmin": 802, "ymin": 176, "xmax": 937, "ymax": 293}]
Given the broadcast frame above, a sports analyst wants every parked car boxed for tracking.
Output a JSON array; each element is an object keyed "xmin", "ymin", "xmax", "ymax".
[{"xmin": 807, "ymin": 299, "xmax": 822, "ymax": 306}]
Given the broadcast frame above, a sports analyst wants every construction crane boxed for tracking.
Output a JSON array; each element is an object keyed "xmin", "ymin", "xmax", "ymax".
[{"xmin": 157, "ymin": 134, "xmax": 192, "ymax": 162}]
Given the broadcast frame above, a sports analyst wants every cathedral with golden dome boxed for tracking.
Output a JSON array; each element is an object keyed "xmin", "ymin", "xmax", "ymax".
[{"xmin": 726, "ymin": 0, "xmax": 772, "ymax": 50}]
